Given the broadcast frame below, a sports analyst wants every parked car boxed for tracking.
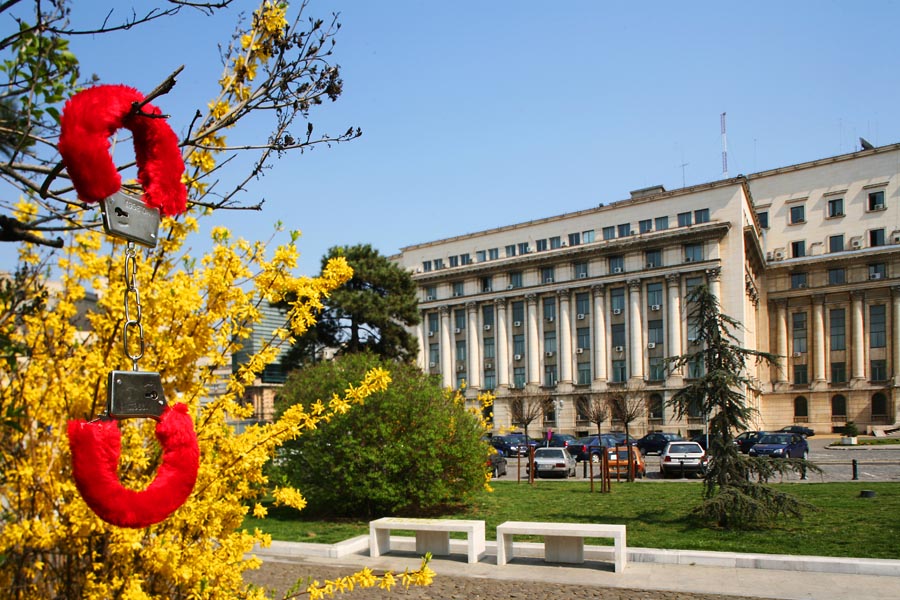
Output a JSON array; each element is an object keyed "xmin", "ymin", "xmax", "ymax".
[
  {"xmin": 490, "ymin": 434, "xmax": 536, "ymax": 457},
  {"xmin": 748, "ymin": 433, "xmax": 809, "ymax": 459},
  {"xmin": 691, "ymin": 433, "xmax": 711, "ymax": 451},
  {"xmin": 778, "ymin": 425, "xmax": 815, "ymax": 437},
  {"xmin": 637, "ymin": 432, "xmax": 684, "ymax": 455},
  {"xmin": 659, "ymin": 441, "xmax": 708, "ymax": 478},
  {"xmin": 546, "ymin": 433, "xmax": 583, "ymax": 460},
  {"xmin": 527, "ymin": 447, "xmax": 577, "ymax": 478},
  {"xmin": 582, "ymin": 434, "xmax": 622, "ymax": 462},
  {"xmin": 734, "ymin": 431, "xmax": 767, "ymax": 454},
  {"xmin": 605, "ymin": 446, "xmax": 646, "ymax": 479},
  {"xmin": 488, "ymin": 452, "xmax": 508, "ymax": 477}
]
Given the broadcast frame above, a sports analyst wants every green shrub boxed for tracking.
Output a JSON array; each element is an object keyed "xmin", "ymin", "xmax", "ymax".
[
  {"xmin": 843, "ymin": 421, "xmax": 859, "ymax": 437},
  {"xmin": 271, "ymin": 353, "xmax": 489, "ymax": 518}
]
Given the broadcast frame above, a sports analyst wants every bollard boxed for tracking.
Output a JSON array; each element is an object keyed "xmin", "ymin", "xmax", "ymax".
[
  {"xmin": 583, "ymin": 460, "xmax": 588, "ymax": 478},
  {"xmin": 852, "ymin": 459, "xmax": 859, "ymax": 480}
]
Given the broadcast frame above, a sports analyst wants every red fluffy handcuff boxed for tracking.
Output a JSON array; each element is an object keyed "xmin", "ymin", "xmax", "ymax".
[{"xmin": 59, "ymin": 85, "xmax": 197, "ymax": 528}]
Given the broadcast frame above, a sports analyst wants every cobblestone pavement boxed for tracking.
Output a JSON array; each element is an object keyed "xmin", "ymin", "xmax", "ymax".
[{"xmin": 245, "ymin": 561, "xmax": 781, "ymax": 600}]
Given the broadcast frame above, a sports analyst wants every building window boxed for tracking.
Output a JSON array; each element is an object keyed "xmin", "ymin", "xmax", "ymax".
[
  {"xmin": 483, "ymin": 337, "xmax": 495, "ymax": 359},
  {"xmin": 544, "ymin": 365, "xmax": 558, "ymax": 387},
  {"xmin": 482, "ymin": 305, "xmax": 495, "ymax": 329},
  {"xmin": 483, "ymin": 370, "xmax": 496, "ymax": 391},
  {"xmin": 476, "ymin": 250, "xmax": 486, "ymax": 263},
  {"xmin": 646, "ymin": 282, "xmax": 663, "ymax": 307},
  {"xmin": 452, "ymin": 281, "xmax": 464, "ymax": 297},
  {"xmin": 827, "ymin": 197, "xmax": 844, "ymax": 218},
  {"xmin": 425, "ymin": 285, "xmax": 437, "ymax": 300},
  {"xmin": 518, "ymin": 242, "xmax": 531, "ymax": 255},
  {"xmin": 830, "ymin": 308, "xmax": 845, "ymax": 351},
  {"xmin": 611, "ymin": 323, "xmax": 626, "ymax": 348},
  {"xmin": 617, "ymin": 223, "xmax": 631, "ymax": 237},
  {"xmin": 576, "ymin": 292, "xmax": 590, "ymax": 316},
  {"xmin": 655, "ymin": 216, "xmax": 669, "ymax": 230},
  {"xmin": 488, "ymin": 248, "xmax": 499, "ymax": 260},
  {"xmin": 831, "ymin": 395, "xmax": 847, "ymax": 420},
  {"xmin": 513, "ymin": 334, "xmax": 525, "ymax": 357},
  {"xmin": 790, "ymin": 272, "xmax": 808, "ymax": 289},
  {"xmin": 757, "ymin": 211, "xmax": 768, "ymax": 229},
  {"xmin": 612, "ymin": 360, "xmax": 627, "ymax": 382},
  {"xmin": 513, "ymin": 367, "xmax": 526, "ymax": 388},
  {"xmin": 831, "ymin": 362, "xmax": 846, "ymax": 384},
  {"xmin": 460, "ymin": 253, "xmax": 472, "ymax": 265},
  {"xmin": 505, "ymin": 244, "xmax": 516, "ymax": 257},
  {"xmin": 829, "ymin": 235, "xmax": 844, "ymax": 253},
  {"xmin": 688, "ymin": 355, "xmax": 704, "ymax": 378},
  {"xmin": 512, "ymin": 301, "xmax": 525, "ymax": 324},
  {"xmin": 792, "ymin": 312, "xmax": 807, "ymax": 353},
  {"xmin": 647, "ymin": 319, "xmax": 663, "ymax": 345},
  {"xmin": 456, "ymin": 340, "xmax": 466, "ymax": 362},
  {"xmin": 434, "ymin": 258, "xmax": 445, "ymax": 269},
  {"xmin": 649, "ymin": 394, "xmax": 664, "ymax": 420},
  {"xmin": 608, "ymin": 255, "xmax": 624, "ymax": 273},
  {"xmin": 610, "ymin": 287, "xmax": 625, "ymax": 313},
  {"xmin": 428, "ymin": 313, "xmax": 439, "ymax": 335},
  {"xmin": 423, "ymin": 260, "xmax": 432, "ymax": 272},
  {"xmin": 694, "ymin": 208, "xmax": 710, "ymax": 223},
  {"xmin": 649, "ymin": 357, "xmax": 665, "ymax": 381},
  {"xmin": 549, "ymin": 236, "xmax": 562, "ymax": 249},
  {"xmin": 543, "ymin": 297, "xmax": 556, "ymax": 322},
  {"xmin": 684, "ymin": 243, "xmax": 703, "ymax": 262},
  {"xmin": 794, "ymin": 396, "xmax": 808, "ymax": 419},
  {"xmin": 456, "ymin": 372, "xmax": 466, "ymax": 389},
  {"xmin": 793, "ymin": 364, "xmax": 808, "ymax": 385},
  {"xmin": 791, "ymin": 240, "xmax": 806, "ymax": 258},
  {"xmin": 428, "ymin": 343, "xmax": 440, "ymax": 367},
  {"xmin": 645, "ymin": 249, "xmax": 662, "ymax": 268},
  {"xmin": 868, "ymin": 190, "xmax": 886, "ymax": 211},
  {"xmin": 508, "ymin": 271, "xmax": 523, "ymax": 289},
  {"xmin": 871, "ymin": 359, "xmax": 887, "ymax": 381},
  {"xmin": 481, "ymin": 276, "xmax": 493, "ymax": 292},
  {"xmin": 583, "ymin": 230, "xmax": 595, "ymax": 243},
  {"xmin": 568, "ymin": 232, "xmax": 581, "ymax": 246},
  {"xmin": 872, "ymin": 393, "xmax": 888, "ymax": 417},
  {"xmin": 677, "ymin": 211, "xmax": 692, "ymax": 227},
  {"xmin": 828, "ymin": 268, "xmax": 845, "ymax": 285},
  {"xmin": 870, "ymin": 228, "xmax": 886, "ymax": 247},
  {"xmin": 574, "ymin": 262, "xmax": 589, "ymax": 279},
  {"xmin": 602, "ymin": 226, "xmax": 615, "ymax": 240},
  {"xmin": 790, "ymin": 205, "xmax": 805, "ymax": 224},
  {"xmin": 577, "ymin": 362, "xmax": 591, "ymax": 386},
  {"xmin": 869, "ymin": 263, "xmax": 886, "ymax": 280},
  {"xmin": 577, "ymin": 326, "xmax": 591, "ymax": 350},
  {"xmin": 536, "ymin": 239, "xmax": 548, "ymax": 252},
  {"xmin": 541, "ymin": 266, "xmax": 555, "ymax": 283},
  {"xmin": 454, "ymin": 308, "xmax": 466, "ymax": 331},
  {"xmin": 639, "ymin": 219, "xmax": 652, "ymax": 234},
  {"xmin": 685, "ymin": 276, "xmax": 704, "ymax": 296},
  {"xmin": 870, "ymin": 304, "xmax": 886, "ymax": 348}
]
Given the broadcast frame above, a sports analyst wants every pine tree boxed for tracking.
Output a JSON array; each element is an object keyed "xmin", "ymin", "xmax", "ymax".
[{"xmin": 667, "ymin": 284, "xmax": 818, "ymax": 529}]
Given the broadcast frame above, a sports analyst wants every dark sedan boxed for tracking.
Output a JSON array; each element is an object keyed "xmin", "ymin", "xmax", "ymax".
[
  {"xmin": 734, "ymin": 431, "xmax": 767, "ymax": 454},
  {"xmin": 748, "ymin": 433, "xmax": 809, "ymax": 459},
  {"xmin": 779, "ymin": 425, "xmax": 815, "ymax": 437},
  {"xmin": 490, "ymin": 434, "xmax": 536, "ymax": 457},
  {"xmin": 636, "ymin": 432, "xmax": 684, "ymax": 455}
]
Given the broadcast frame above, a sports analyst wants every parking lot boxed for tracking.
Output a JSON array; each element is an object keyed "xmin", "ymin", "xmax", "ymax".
[{"xmin": 497, "ymin": 436, "xmax": 900, "ymax": 483}]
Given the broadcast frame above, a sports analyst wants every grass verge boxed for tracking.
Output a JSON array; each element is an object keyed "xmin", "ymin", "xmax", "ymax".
[{"xmin": 243, "ymin": 481, "xmax": 900, "ymax": 559}]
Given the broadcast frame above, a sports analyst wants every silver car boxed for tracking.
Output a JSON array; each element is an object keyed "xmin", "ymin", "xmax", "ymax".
[
  {"xmin": 659, "ymin": 441, "xmax": 708, "ymax": 478},
  {"xmin": 529, "ymin": 447, "xmax": 577, "ymax": 478}
]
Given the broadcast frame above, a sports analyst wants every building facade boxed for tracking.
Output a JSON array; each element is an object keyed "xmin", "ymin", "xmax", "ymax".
[{"xmin": 393, "ymin": 143, "xmax": 900, "ymax": 438}]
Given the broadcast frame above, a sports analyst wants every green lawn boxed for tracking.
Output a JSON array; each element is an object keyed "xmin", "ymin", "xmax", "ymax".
[{"xmin": 243, "ymin": 481, "xmax": 900, "ymax": 559}]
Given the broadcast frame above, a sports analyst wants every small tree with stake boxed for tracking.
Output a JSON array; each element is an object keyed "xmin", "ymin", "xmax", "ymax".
[
  {"xmin": 667, "ymin": 284, "xmax": 818, "ymax": 529},
  {"xmin": 509, "ymin": 392, "xmax": 550, "ymax": 483},
  {"xmin": 603, "ymin": 384, "xmax": 645, "ymax": 482}
]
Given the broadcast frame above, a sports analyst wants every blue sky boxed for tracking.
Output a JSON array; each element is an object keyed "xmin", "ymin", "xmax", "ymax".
[{"xmin": 8, "ymin": 1, "xmax": 900, "ymax": 275}]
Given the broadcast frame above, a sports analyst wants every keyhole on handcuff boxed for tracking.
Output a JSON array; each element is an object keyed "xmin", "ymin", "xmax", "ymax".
[{"xmin": 115, "ymin": 206, "xmax": 129, "ymax": 218}]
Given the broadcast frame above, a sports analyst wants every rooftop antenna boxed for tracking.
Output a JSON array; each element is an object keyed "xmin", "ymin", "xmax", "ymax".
[{"xmin": 720, "ymin": 112, "xmax": 728, "ymax": 178}]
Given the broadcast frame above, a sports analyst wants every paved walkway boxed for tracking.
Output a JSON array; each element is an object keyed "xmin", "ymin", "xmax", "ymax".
[{"xmin": 246, "ymin": 539, "xmax": 900, "ymax": 600}]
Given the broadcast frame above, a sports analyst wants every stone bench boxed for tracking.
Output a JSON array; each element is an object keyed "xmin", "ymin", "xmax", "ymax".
[
  {"xmin": 369, "ymin": 517, "xmax": 486, "ymax": 564},
  {"xmin": 496, "ymin": 521, "xmax": 626, "ymax": 572}
]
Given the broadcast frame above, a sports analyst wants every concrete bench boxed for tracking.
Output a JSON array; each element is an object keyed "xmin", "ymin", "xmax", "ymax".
[
  {"xmin": 369, "ymin": 517, "xmax": 486, "ymax": 564},
  {"xmin": 496, "ymin": 521, "xmax": 626, "ymax": 572}
]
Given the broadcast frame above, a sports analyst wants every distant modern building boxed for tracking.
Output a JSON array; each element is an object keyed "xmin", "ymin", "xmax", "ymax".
[
  {"xmin": 393, "ymin": 143, "xmax": 900, "ymax": 438},
  {"xmin": 232, "ymin": 300, "xmax": 290, "ymax": 422}
]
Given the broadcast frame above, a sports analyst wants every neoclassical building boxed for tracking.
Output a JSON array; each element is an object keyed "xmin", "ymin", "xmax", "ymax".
[{"xmin": 392, "ymin": 143, "xmax": 900, "ymax": 437}]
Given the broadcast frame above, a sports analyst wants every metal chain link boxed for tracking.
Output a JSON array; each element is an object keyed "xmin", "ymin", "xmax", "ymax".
[{"xmin": 122, "ymin": 242, "xmax": 144, "ymax": 371}]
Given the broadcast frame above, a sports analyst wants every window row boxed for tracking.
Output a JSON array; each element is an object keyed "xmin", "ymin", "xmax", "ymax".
[
  {"xmin": 786, "ymin": 227, "xmax": 893, "ymax": 260},
  {"xmin": 758, "ymin": 190, "xmax": 886, "ymax": 229},
  {"xmin": 789, "ymin": 262, "xmax": 888, "ymax": 289},
  {"xmin": 792, "ymin": 393, "xmax": 890, "ymax": 421}
]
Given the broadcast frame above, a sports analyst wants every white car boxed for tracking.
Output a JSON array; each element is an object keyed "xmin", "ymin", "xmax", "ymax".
[
  {"xmin": 529, "ymin": 447, "xmax": 577, "ymax": 478},
  {"xmin": 659, "ymin": 441, "xmax": 708, "ymax": 478}
]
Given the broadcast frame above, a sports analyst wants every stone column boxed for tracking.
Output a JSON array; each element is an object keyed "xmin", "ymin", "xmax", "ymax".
[
  {"xmin": 495, "ymin": 298, "xmax": 510, "ymax": 388},
  {"xmin": 417, "ymin": 315, "xmax": 427, "ymax": 371},
  {"xmin": 666, "ymin": 274, "xmax": 683, "ymax": 378},
  {"xmin": 851, "ymin": 291, "xmax": 866, "ymax": 382},
  {"xmin": 466, "ymin": 301, "xmax": 482, "ymax": 389},
  {"xmin": 558, "ymin": 289, "xmax": 573, "ymax": 384},
  {"xmin": 591, "ymin": 285, "xmax": 607, "ymax": 385},
  {"xmin": 627, "ymin": 279, "xmax": 644, "ymax": 380},
  {"xmin": 526, "ymin": 294, "xmax": 540, "ymax": 385},
  {"xmin": 706, "ymin": 267, "xmax": 722, "ymax": 303},
  {"xmin": 893, "ymin": 287, "xmax": 900, "ymax": 386},
  {"xmin": 812, "ymin": 295, "xmax": 826, "ymax": 388},
  {"xmin": 439, "ymin": 305, "xmax": 453, "ymax": 388},
  {"xmin": 776, "ymin": 300, "xmax": 788, "ymax": 383}
]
